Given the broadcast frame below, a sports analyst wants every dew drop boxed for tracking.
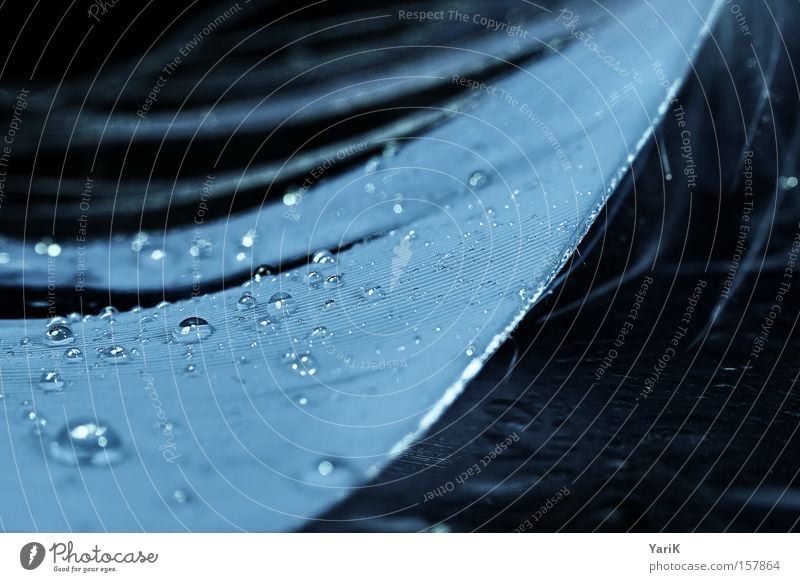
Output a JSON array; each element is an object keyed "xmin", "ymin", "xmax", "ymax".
[
  {"xmin": 324, "ymin": 274, "xmax": 344, "ymax": 289},
  {"xmin": 468, "ymin": 170, "xmax": 489, "ymax": 188},
  {"xmin": 49, "ymin": 419, "xmax": 123, "ymax": 466},
  {"xmin": 465, "ymin": 344, "xmax": 477, "ymax": 357},
  {"xmin": 99, "ymin": 345, "xmax": 129, "ymax": 360},
  {"xmin": 268, "ymin": 293, "xmax": 297, "ymax": 317},
  {"xmin": 99, "ymin": 306, "xmax": 119, "ymax": 321},
  {"xmin": 361, "ymin": 286, "xmax": 385, "ymax": 301},
  {"xmin": 173, "ymin": 317, "xmax": 214, "ymax": 343},
  {"xmin": 45, "ymin": 324, "xmax": 75, "ymax": 346},
  {"xmin": 237, "ymin": 292, "xmax": 257, "ymax": 311},
  {"xmin": 306, "ymin": 271, "xmax": 323, "ymax": 289},
  {"xmin": 312, "ymin": 250, "xmax": 336, "ymax": 264},
  {"xmin": 318, "ymin": 460, "xmax": 334, "ymax": 476},
  {"xmin": 64, "ymin": 347, "xmax": 84, "ymax": 361},
  {"xmin": 39, "ymin": 371, "xmax": 65, "ymax": 392}
]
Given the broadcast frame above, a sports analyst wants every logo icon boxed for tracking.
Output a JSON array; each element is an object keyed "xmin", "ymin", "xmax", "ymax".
[{"xmin": 20, "ymin": 542, "xmax": 45, "ymax": 570}]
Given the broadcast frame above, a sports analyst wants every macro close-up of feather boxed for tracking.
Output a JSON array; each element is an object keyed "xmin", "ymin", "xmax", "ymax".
[{"xmin": 0, "ymin": 0, "xmax": 799, "ymax": 549}]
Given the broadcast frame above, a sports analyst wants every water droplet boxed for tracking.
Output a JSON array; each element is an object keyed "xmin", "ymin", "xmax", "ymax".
[
  {"xmin": 45, "ymin": 324, "xmax": 75, "ymax": 346},
  {"xmin": 323, "ymin": 299, "xmax": 335, "ymax": 309},
  {"xmin": 64, "ymin": 347, "xmax": 84, "ymax": 361},
  {"xmin": 312, "ymin": 250, "xmax": 336, "ymax": 264},
  {"xmin": 172, "ymin": 489, "xmax": 190, "ymax": 504},
  {"xmin": 285, "ymin": 352, "xmax": 318, "ymax": 376},
  {"xmin": 237, "ymin": 292, "xmax": 257, "ymax": 311},
  {"xmin": 173, "ymin": 317, "xmax": 213, "ymax": 343},
  {"xmin": 99, "ymin": 345, "xmax": 129, "ymax": 361},
  {"xmin": 184, "ymin": 364, "xmax": 198, "ymax": 376},
  {"xmin": 307, "ymin": 271, "xmax": 323, "ymax": 289},
  {"xmin": 465, "ymin": 344, "xmax": 477, "ymax": 357},
  {"xmin": 468, "ymin": 170, "xmax": 489, "ymax": 188},
  {"xmin": 39, "ymin": 371, "xmax": 65, "ymax": 392},
  {"xmin": 298, "ymin": 397, "xmax": 308, "ymax": 406},
  {"xmin": 99, "ymin": 306, "xmax": 119, "ymax": 321},
  {"xmin": 365, "ymin": 183, "xmax": 376, "ymax": 194},
  {"xmin": 392, "ymin": 203, "xmax": 403, "ymax": 214},
  {"xmin": 20, "ymin": 336, "xmax": 31, "ymax": 346},
  {"xmin": 49, "ymin": 419, "xmax": 123, "ymax": 466},
  {"xmin": 361, "ymin": 286, "xmax": 385, "ymax": 301},
  {"xmin": 318, "ymin": 460, "xmax": 334, "ymax": 476},
  {"xmin": 268, "ymin": 293, "xmax": 297, "ymax": 317},
  {"xmin": 324, "ymin": 274, "xmax": 344, "ymax": 289}
]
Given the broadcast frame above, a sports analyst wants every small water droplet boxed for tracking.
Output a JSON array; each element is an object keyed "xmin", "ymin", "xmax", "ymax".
[
  {"xmin": 361, "ymin": 286, "xmax": 385, "ymax": 301},
  {"xmin": 324, "ymin": 274, "xmax": 344, "ymax": 289},
  {"xmin": 184, "ymin": 364, "xmax": 198, "ymax": 376},
  {"xmin": 64, "ymin": 347, "xmax": 84, "ymax": 361},
  {"xmin": 49, "ymin": 419, "xmax": 124, "ymax": 466},
  {"xmin": 20, "ymin": 336, "xmax": 31, "ymax": 346},
  {"xmin": 45, "ymin": 324, "xmax": 75, "ymax": 346},
  {"xmin": 465, "ymin": 344, "xmax": 477, "ymax": 357},
  {"xmin": 237, "ymin": 292, "xmax": 257, "ymax": 311},
  {"xmin": 298, "ymin": 397, "xmax": 308, "ymax": 406},
  {"xmin": 468, "ymin": 170, "xmax": 489, "ymax": 188},
  {"xmin": 99, "ymin": 345, "xmax": 129, "ymax": 361},
  {"xmin": 318, "ymin": 460, "xmax": 334, "ymax": 476},
  {"xmin": 285, "ymin": 352, "xmax": 318, "ymax": 376},
  {"xmin": 172, "ymin": 489, "xmax": 190, "ymax": 504},
  {"xmin": 307, "ymin": 271, "xmax": 323, "ymax": 289},
  {"xmin": 39, "ymin": 371, "xmax": 65, "ymax": 392},
  {"xmin": 268, "ymin": 293, "xmax": 297, "ymax": 317},
  {"xmin": 173, "ymin": 317, "xmax": 213, "ymax": 343}
]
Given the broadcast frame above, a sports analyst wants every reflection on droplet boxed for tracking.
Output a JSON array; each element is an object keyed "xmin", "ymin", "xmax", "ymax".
[
  {"xmin": 49, "ymin": 419, "xmax": 123, "ymax": 466},
  {"xmin": 173, "ymin": 317, "xmax": 214, "ymax": 343},
  {"xmin": 45, "ymin": 324, "xmax": 75, "ymax": 346},
  {"xmin": 39, "ymin": 371, "xmax": 65, "ymax": 392},
  {"xmin": 237, "ymin": 292, "xmax": 257, "ymax": 311}
]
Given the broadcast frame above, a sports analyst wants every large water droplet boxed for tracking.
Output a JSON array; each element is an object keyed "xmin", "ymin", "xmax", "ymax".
[
  {"xmin": 173, "ymin": 317, "xmax": 213, "ymax": 343},
  {"xmin": 237, "ymin": 292, "xmax": 257, "ymax": 311},
  {"xmin": 268, "ymin": 293, "xmax": 297, "ymax": 317},
  {"xmin": 45, "ymin": 324, "xmax": 75, "ymax": 346},
  {"xmin": 324, "ymin": 274, "xmax": 344, "ymax": 289},
  {"xmin": 49, "ymin": 419, "xmax": 124, "ymax": 466},
  {"xmin": 312, "ymin": 250, "xmax": 336, "ymax": 264},
  {"xmin": 38, "ymin": 371, "xmax": 65, "ymax": 392}
]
